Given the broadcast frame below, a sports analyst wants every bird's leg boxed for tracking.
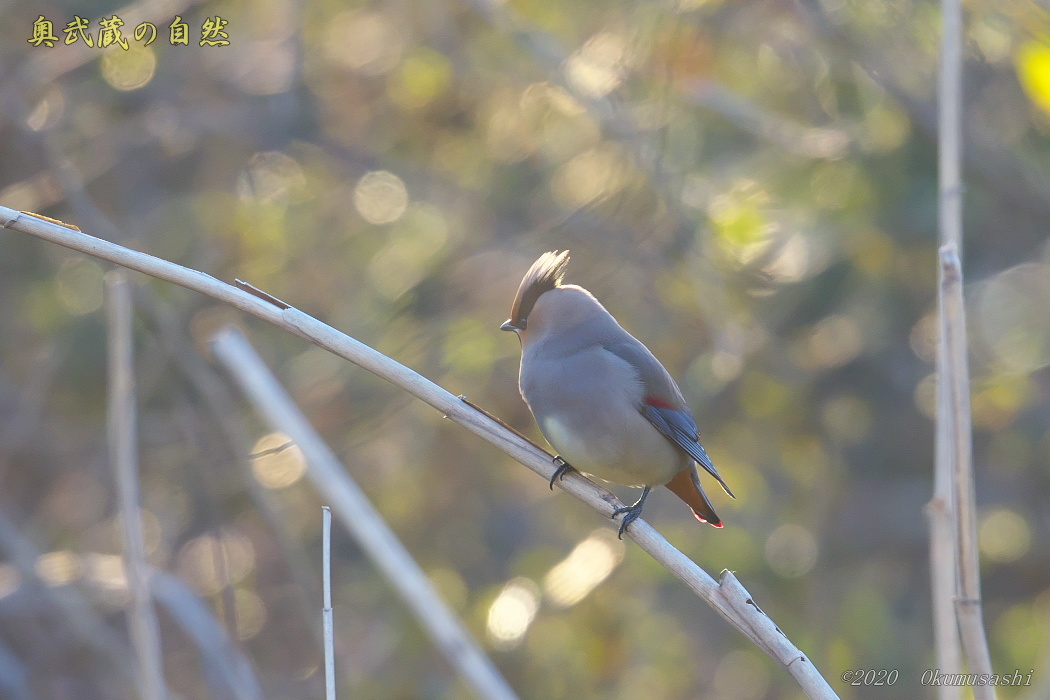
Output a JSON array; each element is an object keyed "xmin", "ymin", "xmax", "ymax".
[
  {"xmin": 611, "ymin": 486, "xmax": 652, "ymax": 539},
  {"xmin": 549, "ymin": 456, "xmax": 576, "ymax": 490}
]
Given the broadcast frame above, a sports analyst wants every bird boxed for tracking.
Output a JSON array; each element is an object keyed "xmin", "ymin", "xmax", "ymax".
[{"xmin": 500, "ymin": 251, "xmax": 735, "ymax": 538}]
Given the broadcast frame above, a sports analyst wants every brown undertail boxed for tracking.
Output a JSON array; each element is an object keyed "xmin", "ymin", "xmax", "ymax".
[{"xmin": 664, "ymin": 469, "xmax": 723, "ymax": 528}]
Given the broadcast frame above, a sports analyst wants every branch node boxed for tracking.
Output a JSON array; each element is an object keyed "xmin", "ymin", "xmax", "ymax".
[{"xmin": 939, "ymin": 244, "xmax": 962, "ymax": 280}]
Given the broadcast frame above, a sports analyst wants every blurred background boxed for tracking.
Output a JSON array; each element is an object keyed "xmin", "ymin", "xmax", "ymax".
[{"xmin": 1, "ymin": 0, "xmax": 1049, "ymax": 698}]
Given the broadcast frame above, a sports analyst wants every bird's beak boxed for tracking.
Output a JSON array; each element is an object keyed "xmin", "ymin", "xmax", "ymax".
[{"xmin": 500, "ymin": 321, "xmax": 519, "ymax": 333}]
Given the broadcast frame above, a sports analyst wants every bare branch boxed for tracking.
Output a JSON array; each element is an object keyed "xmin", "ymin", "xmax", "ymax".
[
  {"xmin": 0, "ymin": 205, "xmax": 838, "ymax": 699},
  {"xmin": 940, "ymin": 246, "xmax": 995, "ymax": 696},
  {"xmin": 210, "ymin": 329, "xmax": 517, "ymax": 700},
  {"xmin": 106, "ymin": 271, "xmax": 168, "ymax": 700},
  {"xmin": 929, "ymin": 0, "xmax": 966, "ymax": 692},
  {"xmin": 322, "ymin": 507, "xmax": 336, "ymax": 700},
  {"xmin": 935, "ymin": 0, "xmax": 995, "ymax": 695}
]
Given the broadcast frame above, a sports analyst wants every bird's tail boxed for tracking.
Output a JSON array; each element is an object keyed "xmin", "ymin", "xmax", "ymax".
[{"xmin": 665, "ymin": 466, "xmax": 723, "ymax": 528}]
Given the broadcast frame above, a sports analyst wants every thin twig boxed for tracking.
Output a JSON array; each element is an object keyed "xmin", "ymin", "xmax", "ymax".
[
  {"xmin": 211, "ymin": 329, "xmax": 517, "ymax": 700},
  {"xmin": 106, "ymin": 271, "xmax": 167, "ymax": 700},
  {"xmin": 936, "ymin": 0, "xmax": 995, "ymax": 696},
  {"xmin": 322, "ymin": 506, "xmax": 336, "ymax": 700},
  {"xmin": 0, "ymin": 207, "xmax": 838, "ymax": 699}
]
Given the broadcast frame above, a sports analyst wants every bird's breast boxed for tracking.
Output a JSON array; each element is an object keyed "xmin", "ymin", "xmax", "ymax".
[{"xmin": 520, "ymin": 346, "xmax": 684, "ymax": 487}]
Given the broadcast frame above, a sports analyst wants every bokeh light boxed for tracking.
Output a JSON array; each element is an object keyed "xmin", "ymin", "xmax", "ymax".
[
  {"xmin": 976, "ymin": 263, "xmax": 1050, "ymax": 373},
  {"xmin": 251, "ymin": 432, "xmax": 307, "ymax": 490},
  {"xmin": 235, "ymin": 588, "xmax": 268, "ymax": 640},
  {"xmin": 765, "ymin": 524, "xmax": 818, "ymax": 579},
  {"xmin": 978, "ymin": 508, "xmax": 1031, "ymax": 563},
  {"xmin": 551, "ymin": 145, "xmax": 628, "ymax": 209},
  {"xmin": 55, "ymin": 257, "xmax": 104, "ymax": 316},
  {"xmin": 236, "ymin": 151, "xmax": 307, "ymax": 206},
  {"xmin": 325, "ymin": 10, "xmax": 403, "ymax": 75},
  {"xmin": 84, "ymin": 553, "xmax": 128, "ymax": 591},
  {"xmin": 543, "ymin": 529, "xmax": 625, "ymax": 608},
  {"xmin": 807, "ymin": 315, "xmax": 863, "ymax": 369},
  {"xmin": 35, "ymin": 550, "xmax": 82, "ymax": 587},
  {"xmin": 486, "ymin": 578, "xmax": 540, "ymax": 650},
  {"xmin": 354, "ymin": 170, "xmax": 408, "ymax": 225},
  {"xmin": 565, "ymin": 33, "xmax": 629, "ymax": 99},
  {"xmin": 177, "ymin": 529, "xmax": 256, "ymax": 595},
  {"xmin": 101, "ymin": 46, "xmax": 156, "ymax": 91}
]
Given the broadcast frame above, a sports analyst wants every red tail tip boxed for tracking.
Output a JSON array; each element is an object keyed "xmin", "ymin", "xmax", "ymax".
[{"xmin": 694, "ymin": 514, "xmax": 724, "ymax": 528}]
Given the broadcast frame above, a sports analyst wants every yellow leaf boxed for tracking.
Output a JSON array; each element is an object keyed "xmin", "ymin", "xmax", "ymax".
[{"xmin": 1015, "ymin": 41, "xmax": 1050, "ymax": 114}]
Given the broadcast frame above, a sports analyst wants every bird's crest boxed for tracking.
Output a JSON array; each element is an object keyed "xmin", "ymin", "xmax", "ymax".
[{"xmin": 509, "ymin": 251, "xmax": 570, "ymax": 327}]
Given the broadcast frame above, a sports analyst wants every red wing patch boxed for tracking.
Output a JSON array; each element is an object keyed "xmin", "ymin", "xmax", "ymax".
[{"xmin": 643, "ymin": 396, "xmax": 675, "ymax": 410}]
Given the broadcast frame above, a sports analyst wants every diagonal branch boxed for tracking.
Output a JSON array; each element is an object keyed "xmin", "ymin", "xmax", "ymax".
[
  {"xmin": 0, "ymin": 205, "xmax": 838, "ymax": 699},
  {"xmin": 211, "ymin": 329, "xmax": 517, "ymax": 700}
]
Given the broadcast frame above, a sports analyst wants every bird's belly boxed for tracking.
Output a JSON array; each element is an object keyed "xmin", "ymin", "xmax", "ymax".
[{"xmin": 541, "ymin": 413, "xmax": 683, "ymax": 488}]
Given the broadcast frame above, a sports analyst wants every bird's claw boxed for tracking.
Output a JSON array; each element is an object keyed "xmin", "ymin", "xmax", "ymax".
[
  {"xmin": 611, "ymin": 486, "xmax": 651, "ymax": 540},
  {"xmin": 549, "ymin": 456, "xmax": 576, "ymax": 490},
  {"xmin": 612, "ymin": 504, "xmax": 642, "ymax": 539}
]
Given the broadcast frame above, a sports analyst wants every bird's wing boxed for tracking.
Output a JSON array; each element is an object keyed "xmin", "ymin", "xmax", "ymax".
[
  {"xmin": 641, "ymin": 403, "xmax": 734, "ymax": 498},
  {"xmin": 603, "ymin": 336, "xmax": 734, "ymax": 498}
]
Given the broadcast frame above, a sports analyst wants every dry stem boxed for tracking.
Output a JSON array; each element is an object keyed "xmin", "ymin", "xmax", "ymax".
[
  {"xmin": 105, "ymin": 271, "xmax": 167, "ymax": 700},
  {"xmin": 934, "ymin": 0, "xmax": 995, "ymax": 696}
]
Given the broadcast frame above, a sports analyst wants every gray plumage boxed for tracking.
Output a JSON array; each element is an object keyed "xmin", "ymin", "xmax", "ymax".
[{"xmin": 501, "ymin": 251, "xmax": 733, "ymax": 532}]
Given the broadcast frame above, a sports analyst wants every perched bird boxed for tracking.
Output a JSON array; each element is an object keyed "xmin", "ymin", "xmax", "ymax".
[{"xmin": 501, "ymin": 251, "xmax": 734, "ymax": 538}]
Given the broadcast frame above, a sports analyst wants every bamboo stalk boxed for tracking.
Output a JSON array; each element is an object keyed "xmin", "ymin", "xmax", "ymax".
[
  {"xmin": 935, "ymin": 0, "xmax": 995, "ymax": 697},
  {"xmin": 940, "ymin": 247, "xmax": 995, "ymax": 698}
]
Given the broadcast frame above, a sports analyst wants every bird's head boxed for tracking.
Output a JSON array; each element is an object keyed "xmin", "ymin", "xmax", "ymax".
[{"xmin": 501, "ymin": 250, "xmax": 571, "ymax": 339}]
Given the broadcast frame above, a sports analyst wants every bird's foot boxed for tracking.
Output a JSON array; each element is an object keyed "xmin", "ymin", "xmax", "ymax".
[
  {"xmin": 549, "ymin": 456, "xmax": 576, "ymax": 490},
  {"xmin": 611, "ymin": 486, "xmax": 652, "ymax": 540}
]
